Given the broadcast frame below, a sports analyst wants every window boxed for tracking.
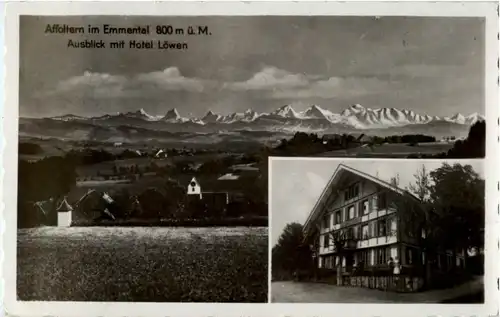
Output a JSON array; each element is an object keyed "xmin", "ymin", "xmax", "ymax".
[
  {"xmin": 323, "ymin": 234, "xmax": 330, "ymax": 248},
  {"xmin": 377, "ymin": 247, "xmax": 388, "ymax": 265},
  {"xmin": 405, "ymin": 247, "xmax": 418, "ymax": 265},
  {"xmin": 388, "ymin": 217, "xmax": 397, "ymax": 236},
  {"xmin": 378, "ymin": 218, "xmax": 387, "ymax": 237},
  {"xmin": 323, "ymin": 214, "xmax": 330, "ymax": 229},
  {"xmin": 359, "ymin": 250, "xmax": 369, "ymax": 266},
  {"xmin": 348, "ymin": 205, "xmax": 355, "ymax": 220},
  {"xmin": 372, "ymin": 195, "xmax": 378, "ymax": 210},
  {"xmin": 378, "ymin": 192, "xmax": 387, "ymax": 210},
  {"xmin": 362, "ymin": 225, "xmax": 369, "ymax": 240},
  {"xmin": 362, "ymin": 199, "xmax": 370, "ymax": 215},
  {"xmin": 325, "ymin": 256, "xmax": 333, "ymax": 269},
  {"xmin": 335, "ymin": 210, "xmax": 342, "ymax": 224},
  {"xmin": 370, "ymin": 221, "xmax": 376, "ymax": 238},
  {"xmin": 344, "ymin": 184, "xmax": 360, "ymax": 201},
  {"xmin": 346, "ymin": 227, "xmax": 354, "ymax": 239}
]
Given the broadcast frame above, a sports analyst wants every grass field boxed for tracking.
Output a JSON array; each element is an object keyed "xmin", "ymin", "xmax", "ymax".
[{"xmin": 17, "ymin": 226, "xmax": 268, "ymax": 302}]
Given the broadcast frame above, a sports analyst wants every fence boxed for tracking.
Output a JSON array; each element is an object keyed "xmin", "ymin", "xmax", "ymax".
[
  {"xmin": 341, "ymin": 275, "xmax": 424, "ymax": 292},
  {"xmin": 312, "ymin": 268, "xmax": 424, "ymax": 292}
]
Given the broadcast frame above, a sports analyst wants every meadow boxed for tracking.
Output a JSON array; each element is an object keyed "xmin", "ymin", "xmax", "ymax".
[{"xmin": 17, "ymin": 226, "xmax": 268, "ymax": 302}]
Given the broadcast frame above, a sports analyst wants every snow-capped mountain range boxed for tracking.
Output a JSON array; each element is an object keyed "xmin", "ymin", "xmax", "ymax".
[{"xmin": 52, "ymin": 104, "xmax": 485, "ymax": 130}]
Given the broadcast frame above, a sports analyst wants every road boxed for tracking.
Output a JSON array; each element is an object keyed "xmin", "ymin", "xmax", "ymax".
[{"xmin": 271, "ymin": 276, "xmax": 483, "ymax": 303}]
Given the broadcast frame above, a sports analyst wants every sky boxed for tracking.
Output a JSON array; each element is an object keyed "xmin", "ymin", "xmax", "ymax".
[
  {"xmin": 270, "ymin": 159, "xmax": 484, "ymax": 247},
  {"xmin": 20, "ymin": 16, "xmax": 485, "ymax": 118}
]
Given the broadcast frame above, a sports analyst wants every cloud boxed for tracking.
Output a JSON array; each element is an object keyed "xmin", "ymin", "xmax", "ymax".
[
  {"xmin": 44, "ymin": 67, "xmax": 210, "ymax": 99},
  {"xmin": 41, "ymin": 66, "xmax": 397, "ymax": 103},
  {"xmin": 271, "ymin": 76, "xmax": 395, "ymax": 99},
  {"xmin": 225, "ymin": 66, "xmax": 310, "ymax": 90},
  {"xmin": 135, "ymin": 67, "xmax": 207, "ymax": 92},
  {"xmin": 49, "ymin": 71, "xmax": 128, "ymax": 98},
  {"xmin": 222, "ymin": 66, "xmax": 396, "ymax": 99}
]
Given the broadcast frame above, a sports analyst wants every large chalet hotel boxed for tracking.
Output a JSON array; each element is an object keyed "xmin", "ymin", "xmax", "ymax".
[{"xmin": 302, "ymin": 164, "xmax": 467, "ymax": 290}]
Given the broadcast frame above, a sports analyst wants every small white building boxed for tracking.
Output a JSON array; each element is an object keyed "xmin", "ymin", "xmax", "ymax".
[
  {"xmin": 56, "ymin": 197, "xmax": 73, "ymax": 227},
  {"xmin": 187, "ymin": 177, "xmax": 202, "ymax": 198}
]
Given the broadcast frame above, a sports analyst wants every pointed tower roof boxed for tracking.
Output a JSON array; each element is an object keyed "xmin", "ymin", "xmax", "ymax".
[{"xmin": 56, "ymin": 197, "xmax": 73, "ymax": 212}]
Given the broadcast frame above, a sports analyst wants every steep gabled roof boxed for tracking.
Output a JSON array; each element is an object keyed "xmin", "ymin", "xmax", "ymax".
[
  {"xmin": 303, "ymin": 164, "xmax": 419, "ymax": 234},
  {"xmin": 56, "ymin": 197, "xmax": 73, "ymax": 212}
]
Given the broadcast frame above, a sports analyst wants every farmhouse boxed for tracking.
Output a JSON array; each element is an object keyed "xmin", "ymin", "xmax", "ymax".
[
  {"xmin": 302, "ymin": 164, "xmax": 467, "ymax": 292},
  {"xmin": 186, "ymin": 177, "xmax": 230, "ymax": 215}
]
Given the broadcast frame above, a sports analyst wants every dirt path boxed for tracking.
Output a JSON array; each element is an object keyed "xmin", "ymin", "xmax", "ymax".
[{"xmin": 271, "ymin": 276, "xmax": 483, "ymax": 303}]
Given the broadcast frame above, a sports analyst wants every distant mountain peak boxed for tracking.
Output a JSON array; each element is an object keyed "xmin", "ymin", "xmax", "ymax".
[
  {"xmin": 43, "ymin": 103, "xmax": 483, "ymax": 134},
  {"xmin": 272, "ymin": 105, "xmax": 300, "ymax": 118},
  {"xmin": 52, "ymin": 114, "xmax": 86, "ymax": 121},
  {"xmin": 304, "ymin": 105, "xmax": 332, "ymax": 119},
  {"xmin": 350, "ymin": 104, "xmax": 366, "ymax": 111},
  {"xmin": 163, "ymin": 108, "xmax": 181, "ymax": 120},
  {"xmin": 341, "ymin": 104, "xmax": 366, "ymax": 116},
  {"xmin": 202, "ymin": 110, "xmax": 221, "ymax": 123},
  {"xmin": 119, "ymin": 108, "xmax": 160, "ymax": 121},
  {"xmin": 451, "ymin": 113, "xmax": 465, "ymax": 120}
]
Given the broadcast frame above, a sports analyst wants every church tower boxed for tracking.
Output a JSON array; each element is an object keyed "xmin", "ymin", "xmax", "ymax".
[{"xmin": 187, "ymin": 177, "xmax": 202, "ymax": 199}]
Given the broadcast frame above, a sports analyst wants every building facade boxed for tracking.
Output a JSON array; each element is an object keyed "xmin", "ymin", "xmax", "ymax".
[{"xmin": 302, "ymin": 164, "xmax": 466, "ymax": 290}]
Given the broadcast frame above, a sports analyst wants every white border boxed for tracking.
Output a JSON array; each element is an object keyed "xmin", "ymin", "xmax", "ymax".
[{"xmin": 3, "ymin": 2, "xmax": 499, "ymax": 317}]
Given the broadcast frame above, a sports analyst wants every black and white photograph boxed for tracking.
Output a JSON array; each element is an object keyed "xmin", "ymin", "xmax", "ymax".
[
  {"xmin": 17, "ymin": 15, "xmax": 275, "ymax": 303},
  {"xmin": 270, "ymin": 158, "xmax": 485, "ymax": 303},
  {"xmin": 2, "ymin": 1, "xmax": 498, "ymax": 317}
]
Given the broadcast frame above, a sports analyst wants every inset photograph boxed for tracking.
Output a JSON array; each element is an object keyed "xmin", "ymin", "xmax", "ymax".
[{"xmin": 270, "ymin": 158, "xmax": 484, "ymax": 303}]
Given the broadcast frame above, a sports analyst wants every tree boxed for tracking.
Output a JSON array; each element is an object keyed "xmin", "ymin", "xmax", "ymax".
[
  {"xmin": 272, "ymin": 223, "xmax": 312, "ymax": 280},
  {"xmin": 397, "ymin": 165, "xmax": 435, "ymax": 288},
  {"xmin": 428, "ymin": 163, "xmax": 484, "ymax": 264},
  {"xmin": 328, "ymin": 229, "xmax": 353, "ymax": 286},
  {"xmin": 443, "ymin": 121, "xmax": 485, "ymax": 158},
  {"xmin": 398, "ymin": 163, "xmax": 484, "ymax": 287},
  {"xmin": 390, "ymin": 174, "xmax": 400, "ymax": 187},
  {"xmin": 408, "ymin": 165, "xmax": 431, "ymax": 201}
]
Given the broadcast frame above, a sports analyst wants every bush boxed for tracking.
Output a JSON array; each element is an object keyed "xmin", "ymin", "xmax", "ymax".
[{"xmin": 19, "ymin": 142, "xmax": 43, "ymax": 155}]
